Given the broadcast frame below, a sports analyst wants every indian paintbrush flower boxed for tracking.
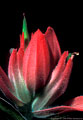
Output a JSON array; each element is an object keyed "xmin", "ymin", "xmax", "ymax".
[{"xmin": 0, "ymin": 16, "xmax": 83, "ymax": 119}]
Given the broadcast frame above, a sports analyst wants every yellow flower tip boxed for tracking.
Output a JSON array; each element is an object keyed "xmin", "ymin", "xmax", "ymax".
[
  {"xmin": 73, "ymin": 52, "xmax": 79, "ymax": 56},
  {"xmin": 71, "ymin": 52, "xmax": 79, "ymax": 60}
]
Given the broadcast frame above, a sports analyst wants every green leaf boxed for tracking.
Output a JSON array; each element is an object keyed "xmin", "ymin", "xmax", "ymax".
[
  {"xmin": 0, "ymin": 97, "xmax": 26, "ymax": 120},
  {"xmin": 22, "ymin": 15, "xmax": 29, "ymax": 41}
]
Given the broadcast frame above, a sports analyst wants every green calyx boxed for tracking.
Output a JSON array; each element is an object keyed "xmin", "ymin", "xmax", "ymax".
[{"xmin": 67, "ymin": 53, "xmax": 72, "ymax": 61}]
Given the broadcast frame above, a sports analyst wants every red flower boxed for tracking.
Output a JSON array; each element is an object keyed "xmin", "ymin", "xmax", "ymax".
[{"xmin": 0, "ymin": 26, "xmax": 83, "ymax": 118}]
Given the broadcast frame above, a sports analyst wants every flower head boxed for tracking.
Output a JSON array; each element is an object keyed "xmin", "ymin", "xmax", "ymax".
[{"xmin": 0, "ymin": 16, "xmax": 83, "ymax": 118}]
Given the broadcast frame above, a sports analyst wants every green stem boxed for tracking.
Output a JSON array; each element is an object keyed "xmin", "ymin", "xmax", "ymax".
[{"xmin": 18, "ymin": 102, "xmax": 33, "ymax": 120}]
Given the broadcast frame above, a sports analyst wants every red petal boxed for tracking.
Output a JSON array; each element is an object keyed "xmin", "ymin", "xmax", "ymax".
[
  {"xmin": 8, "ymin": 49, "xmax": 31, "ymax": 103},
  {"xmin": 0, "ymin": 66, "xmax": 14, "ymax": 91},
  {"xmin": 17, "ymin": 48, "xmax": 31, "ymax": 103},
  {"xmin": 33, "ymin": 105, "xmax": 83, "ymax": 118},
  {"xmin": 32, "ymin": 51, "xmax": 70, "ymax": 110},
  {"xmin": 20, "ymin": 32, "xmax": 24, "ymax": 49},
  {"xmin": 48, "ymin": 51, "xmax": 68, "ymax": 85},
  {"xmin": 0, "ymin": 77, "xmax": 23, "ymax": 105},
  {"xmin": 45, "ymin": 27, "xmax": 61, "ymax": 67},
  {"xmin": 59, "ymin": 96, "xmax": 83, "ymax": 114},
  {"xmin": 48, "ymin": 57, "xmax": 73, "ymax": 104},
  {"xmin": 17, "ymin": 48, "xmax": 24, "ymax": 74},
  {"xmin": 33, "ymin": 96, "xmax": 83, "ymax": 118},
  {"xmin": 8, "ymin": 49, "xmax": 20, "ymax": 97},
  {"xmin": 8, "ymin": 49, "xmax": 17, "ymax": 81},
  {"xmin": 65, "ymin": 96, "xmax": 83, "ymax": 107},
  {"xmin": 23, "ymin": 29, "xmax": 50, "ymax": 93},
  {"xmin": 44, "ymin": 51, "xmax": 71, "ymax": 106}
]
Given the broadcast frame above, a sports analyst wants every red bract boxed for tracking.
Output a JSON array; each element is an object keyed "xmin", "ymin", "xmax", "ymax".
[
  {"xmin": 0, "ymin": 26, "xmax": 83, "ymax": 118},
  {"xmin": 23, "ymin": 29, "xmax": 51, "ymax": 93}
]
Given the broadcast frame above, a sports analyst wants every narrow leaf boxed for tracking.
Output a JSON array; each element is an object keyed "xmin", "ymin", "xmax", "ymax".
[{"xmin": 0, "ymin": 97, "xmax": 26, "ymax": 120}]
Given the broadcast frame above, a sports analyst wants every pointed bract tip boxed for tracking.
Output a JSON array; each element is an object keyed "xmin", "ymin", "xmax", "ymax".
[
  {"xmin": 22, "ymin": 14, "xmax": 29, "ymax": 41},
  {"xmin": 46, "ymin": 26, "xmax": 54, "ymax": 32},
  {"xmin": 23, "ymin": 13, "xmax": 25, "ymax": 17},
  {"xmin": 36, "ymin": 29, "xmax": 42, "ymax": 34}
]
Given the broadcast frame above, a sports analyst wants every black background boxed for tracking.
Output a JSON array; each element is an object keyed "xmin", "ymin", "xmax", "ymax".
[{"xmin": 0, "ymin": 2, "xmax": 82, "ymax": 119}]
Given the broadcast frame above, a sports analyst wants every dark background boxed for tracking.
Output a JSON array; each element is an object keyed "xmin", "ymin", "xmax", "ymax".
[{"xmin": 0, "ymin": 2, "xmax": 82, "ymax": 119}]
